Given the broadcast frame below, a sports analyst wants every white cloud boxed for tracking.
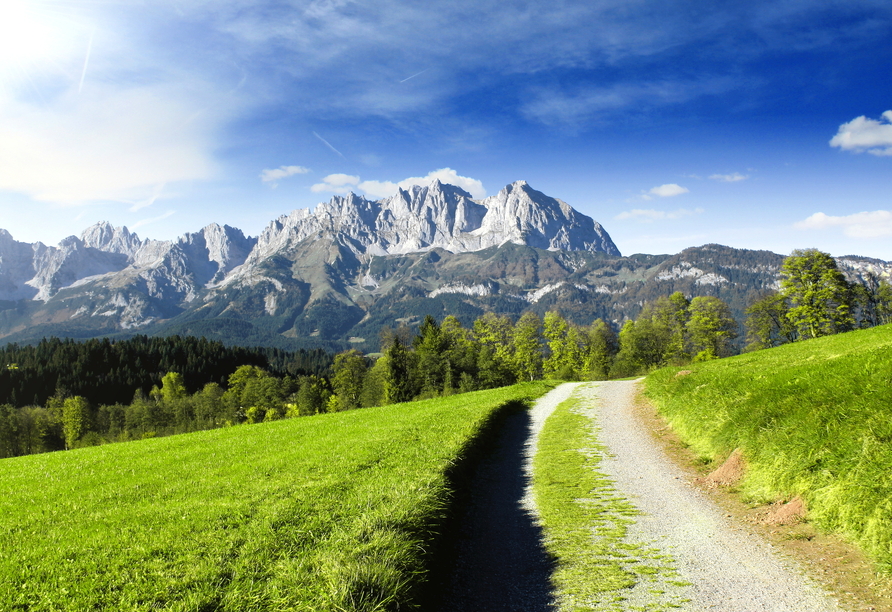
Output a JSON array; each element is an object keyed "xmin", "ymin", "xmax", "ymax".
[
  {"xmin": 395, "ymin": 168, "xmax": 486, "ymax": 199},
  {"xmin": 312, "ymin": 168, "xmax": 486, "ymax": 200},
  {"xmin": 358, "ymin": 179, "xmax": 400, "ymax": 198},
  {"xmin": 311, "ymin": 173, "xmax": 360, "ymax": 194},
  {"xmin": 795, "ymin": 210, "xmax": 892, "ymax": 238},
  {"xmin": 260, "ymin": 165, "xmax": 310, "ymax": 185},
  {"xmin": 830, "ymin": 111, "xmax": 892, "ymax": 156},
  {"xmin": 615, "ymin": 207, "xmax": 704, "ymax": 222},
  {"xmin": 642, "ymin": 184, "xmax": 689, "ymax": 200},
  {"xmin": 709, "ymin": 172, "xmax": 748, "ymax": 182}
]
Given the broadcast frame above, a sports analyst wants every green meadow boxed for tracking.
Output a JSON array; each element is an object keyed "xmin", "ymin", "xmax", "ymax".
[
  {"xmin": 0, "ymin": 382, "xmax": 553, "ymax": 611},
  {"xmin": 645, "ymin": 324, "xmax": 892, "ymax": 571}
]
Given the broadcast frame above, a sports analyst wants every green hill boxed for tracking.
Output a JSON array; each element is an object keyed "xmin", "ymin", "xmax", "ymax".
[
  {"xmin": 0, "ymin": 382, "xmax": 553, "ymax": 611},
  {"xmin": 645, "ymin": 324, "xmax": 892, "ymax": 572}
]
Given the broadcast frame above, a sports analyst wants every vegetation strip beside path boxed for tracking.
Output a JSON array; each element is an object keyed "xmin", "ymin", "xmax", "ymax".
[{"xmin": 536, "ymin": 382, "xmax": 843, "ymax": 611}]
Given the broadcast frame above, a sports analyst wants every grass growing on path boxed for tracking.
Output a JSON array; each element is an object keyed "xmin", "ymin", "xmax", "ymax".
[
  {"xmin": 0, "ymin": 382, "xmax": 553, "ymax": 612},
  {"xmin": 645, "ymin": 324, "xmax": 892, "ymax": 572},
  {"xmin": 533, "ymin": 388, "xmax": 685, "ymax": 611}
]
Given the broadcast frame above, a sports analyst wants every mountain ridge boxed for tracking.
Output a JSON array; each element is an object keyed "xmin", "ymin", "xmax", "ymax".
[{"xmin": 0, "ymin": 180, "xmax": 889, "ymax": 351}]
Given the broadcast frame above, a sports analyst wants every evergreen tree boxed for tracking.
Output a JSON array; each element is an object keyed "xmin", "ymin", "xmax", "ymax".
[
  {"xmin": 382, "ymin": 339, "xmax": 414, "ymax": 404},
  {"xmin": 360, "ymin": 359, "xmax": 387, "ymax": 408},
  {"xmin": 296, "ymin": 375, "xmax": 331, "ymax": 416},
  {"xmin": 440, "ymin": 315, "xmax": 478, "ymax": 390},
  {"xmin": 413, "ymin": 315, "xmax": 447, "ymax": 397},
  {"xmin": 472, "ymin": 313, "xmax": 515, "ymax": 388}
]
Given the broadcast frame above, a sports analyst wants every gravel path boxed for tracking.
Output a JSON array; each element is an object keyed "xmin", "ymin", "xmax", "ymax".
[
  {"xmin": 430, "ymin": 381, "xmax": 843, "ymax": 611},
  {"xmin": 579, "ymin": 380, "xmax": 843, "ymax": 612}
]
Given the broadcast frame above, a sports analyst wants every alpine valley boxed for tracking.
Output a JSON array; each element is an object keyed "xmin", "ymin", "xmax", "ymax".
[{"xmin": 1, "ymin": 180, "xmax": 889, "ymax": 351}]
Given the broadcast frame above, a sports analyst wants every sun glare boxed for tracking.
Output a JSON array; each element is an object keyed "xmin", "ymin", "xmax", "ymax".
[{"xmin": 0, "ymin": 0, "xmax": 58, "ymax": 65}]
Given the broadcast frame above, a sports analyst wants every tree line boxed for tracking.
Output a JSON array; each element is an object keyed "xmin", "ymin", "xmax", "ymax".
[
  {"xmin": 0, "ymin": 295, "xmax": 739, "ymax": 458},
  {"xmin": 0, "ymin": 334, "xmax": 331, "ymax": 408},
  {"xmin": 329, "ymin": 292, "xmax": 738, "ymax": 411},
  {"xmin": 3, "ymin": 247, "xmax": 883, "ymax": 460},
  {"xmin": 745, "ymin": 248, "xmax": 892, "ymax": 350}
]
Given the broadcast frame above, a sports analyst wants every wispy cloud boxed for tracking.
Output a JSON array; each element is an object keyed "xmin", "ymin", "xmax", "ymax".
[
  {"xmin": 128, "ymin": 183, "xmax": 167, "ymax": 212},
  {"xmin": 399, "ymin": 69, "xmax": 428, "ymax": 83},
  {"xmin": 521, "ymin": 78, "xmax": 739, "ymax": 127},
  {"xmin": 615, "ymin": 208, "xmax": 704, "ymax": 222},
  {"xmin": 795, "ymin": 210, "xmax": 892, "ymax": 238},
  {"xmin": 313, "ymin": 132, "xmax": 346, "ymax": 159},
  {"xmin": 709, "ymin": 172, "xmax": 748, "ymax": 182},
  {"xmin": 0, "ymin": 83, "xmax": 222, "ymax": 207},
  {"xmin": 260, "ymin": 165, "xmax": 310, "ymax": 186},
  {"xmin": 78, "ymin": 31, "xmax": 94, "ymax": 94},
  {"xmin": 830, "ymin": 111, "xmax": 892, "ymax": 156},
  {"xmin": 132, "ymin": 210, "xmax": 175, "ymax": 229}
]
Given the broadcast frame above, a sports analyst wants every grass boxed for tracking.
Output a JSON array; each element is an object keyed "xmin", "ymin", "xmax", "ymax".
[
  {"xmin": 533, "ymin": 389, "xmax": 687, "ymax": 611},
  {"xmin": 644, "ymin": 324, "xmax": 892, "ymax": 572},
  {"xmin": 0, "ymin": 381, "xmax": 554, "ymax": 611}
]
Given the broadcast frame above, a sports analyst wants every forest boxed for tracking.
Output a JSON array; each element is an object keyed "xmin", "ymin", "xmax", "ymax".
[{"xmin": 0, "ymin": 248, "xmax": 889, "ymax": 459}]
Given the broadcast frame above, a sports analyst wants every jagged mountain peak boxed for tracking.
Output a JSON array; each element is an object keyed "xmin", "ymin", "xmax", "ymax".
[
  {"xmin": 80, "ymin": 221, "xmax": 143, "ymax": 256},
  {"xmin": 0, "ymin": 179, "xmax": 622, "ymax": 328}
]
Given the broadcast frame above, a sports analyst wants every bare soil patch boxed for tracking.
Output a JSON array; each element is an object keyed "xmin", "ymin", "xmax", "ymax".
[
  {"xmin": 698, "ymin": 447, "xmax": 746, "ymax": 488},
  {"xmin": 632, "ymin": 387, "xmax": 892, "ymax": 612},
  {"xmin": 754, "ymin": 496, "xmax": 808, "ymax": 527}
]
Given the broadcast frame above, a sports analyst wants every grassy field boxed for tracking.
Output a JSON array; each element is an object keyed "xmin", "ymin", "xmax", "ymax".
[
  {"xmin": 533, "ymin": 390, "xmax": 686, "ymax": 611},
  {"xmin": 0, "ymin": 382, "xmax": 553, "ymax": 611},
  {"xmin": 645, "ymin": 324, "xmax": 892, "ymax": 572}
]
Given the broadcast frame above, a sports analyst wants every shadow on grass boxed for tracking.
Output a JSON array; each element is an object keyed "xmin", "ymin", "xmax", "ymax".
[{"xmin": 422, "ymin": 401, "xmax": 558, "ymax": 611}]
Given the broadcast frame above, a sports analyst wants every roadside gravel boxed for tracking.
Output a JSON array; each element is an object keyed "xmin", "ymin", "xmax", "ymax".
[{"xmin": 579, "ymin": 380, "xmax": 844, "ymax": 611}]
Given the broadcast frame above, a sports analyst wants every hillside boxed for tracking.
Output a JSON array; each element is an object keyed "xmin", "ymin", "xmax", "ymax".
[
  {"xmin": 0, "ymin": 382, "xmax": 554, "ymax": 611},
  {"xmin": 644, "ymin": 324, "xmax": 892, "ymax": 572}
]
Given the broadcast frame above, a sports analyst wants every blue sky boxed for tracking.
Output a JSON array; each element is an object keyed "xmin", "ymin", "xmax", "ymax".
[{"xmin": 1, "ymin": 0, "xmax": 891, "ymax": 259}]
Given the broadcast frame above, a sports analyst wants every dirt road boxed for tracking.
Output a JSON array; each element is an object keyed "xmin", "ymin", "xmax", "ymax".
[{"xmin": 576, "ymin": 381, "xmax": 842, "ymax": 611}]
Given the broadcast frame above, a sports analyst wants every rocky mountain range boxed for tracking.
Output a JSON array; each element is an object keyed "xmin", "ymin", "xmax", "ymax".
[{"xmin": 0, "ymin": 179, "xmax": 888, "ymax": 351}]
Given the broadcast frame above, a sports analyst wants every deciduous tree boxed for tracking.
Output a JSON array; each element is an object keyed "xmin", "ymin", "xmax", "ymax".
[
  {"xmin": 686, "ymin": 296, "xmax": 738, "ymax": 360},
  {"xmin": 330, "ymin": 350, "xmax": 368, "ymax": 411},
  {"xmin": 780, "ymin": 249, "xmax": 854, "ymax": 339},
  {"xmin": 512, "ymin": 312, "xmax": 543, "ymax": 382},
  {"xmin": 62, "ymin": 396, "xmax": 90, "ymax": 450},
  {"xmin": 745, "ymin": 291, "xmax": 797, "ymax": 350}
]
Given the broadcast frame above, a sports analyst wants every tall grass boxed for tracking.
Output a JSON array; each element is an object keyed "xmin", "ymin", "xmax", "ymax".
[
  {"xmin": 645, "ymin": 324, "xmax": 892, "ymax": 571},
  {"xmin": 0, "ymin": 382, "xmax": 553, "ymax": 611}
]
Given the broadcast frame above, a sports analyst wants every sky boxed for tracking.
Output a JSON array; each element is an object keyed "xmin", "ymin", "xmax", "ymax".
[{"xmin": 1, "ymin": 0, "xmax": 891, "ymax": 260}]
